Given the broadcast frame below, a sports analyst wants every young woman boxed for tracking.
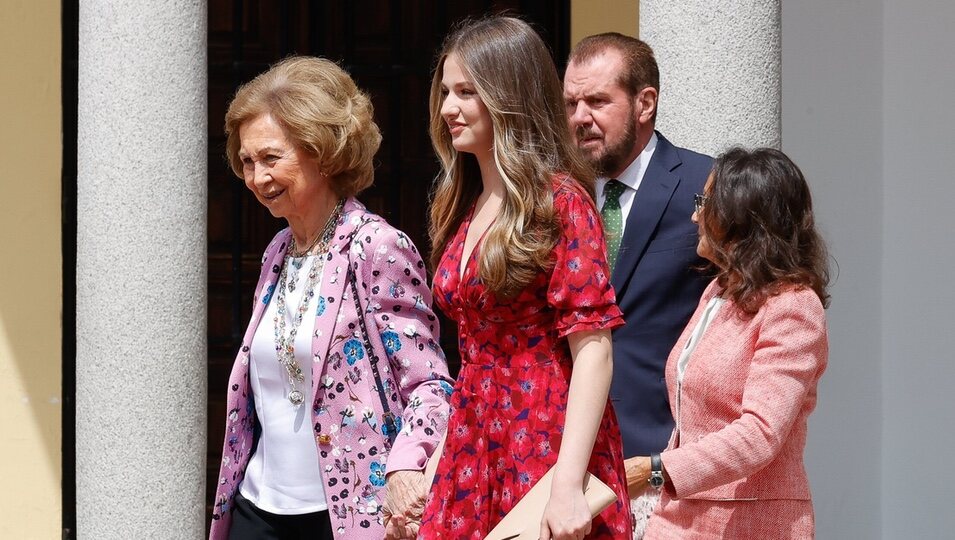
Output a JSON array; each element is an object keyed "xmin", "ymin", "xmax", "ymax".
[{"xmin": 417, "ymin": 17, "xmax": 632, "ymax": 540}]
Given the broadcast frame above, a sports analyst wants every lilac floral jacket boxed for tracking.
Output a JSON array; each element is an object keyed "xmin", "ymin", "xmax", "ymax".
[{"xmin": 210, "ymin": 198, "xmax": 453, "ymax": 539}]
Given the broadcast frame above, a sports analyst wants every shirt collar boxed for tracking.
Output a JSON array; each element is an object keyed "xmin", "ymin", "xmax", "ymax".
[{"xmin": 607, "ymin": 131, "xmax": 658, "ymax": 193}]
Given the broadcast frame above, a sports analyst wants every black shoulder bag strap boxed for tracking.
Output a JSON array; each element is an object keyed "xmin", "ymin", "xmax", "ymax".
[{"xmin": 346, "ymin": 222, "xmax": 400, "ymax": 445}]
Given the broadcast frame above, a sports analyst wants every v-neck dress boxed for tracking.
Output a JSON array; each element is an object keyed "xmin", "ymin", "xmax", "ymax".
[{"xmin": 419, "ymin": 180, "xmax": 633, "ymax": 539}]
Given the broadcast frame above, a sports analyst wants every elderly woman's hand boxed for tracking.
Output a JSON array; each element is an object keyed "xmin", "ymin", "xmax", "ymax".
[{"xmin": 383, "ymin": 470, "xmax": 429, "ymax": 540}]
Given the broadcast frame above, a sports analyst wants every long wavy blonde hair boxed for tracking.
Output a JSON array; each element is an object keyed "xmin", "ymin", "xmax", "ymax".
[{"xmin": 428, "ymin": 16, "xmax": 595, "ymax": 298}]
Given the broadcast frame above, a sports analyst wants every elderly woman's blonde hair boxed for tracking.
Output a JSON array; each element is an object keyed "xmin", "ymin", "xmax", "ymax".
[{"xmin": 225, "ymin": 56, "xmax": 381, "ymax": 198}]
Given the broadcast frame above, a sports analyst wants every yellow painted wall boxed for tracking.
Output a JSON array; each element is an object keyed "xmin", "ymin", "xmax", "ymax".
[
  {"xmin": 571, "ymin": 0, "xmax": 640, "ymax": 46},
  {"xmin": 0, "ymin": 1, "xmax": 63, "ymax": 538}
]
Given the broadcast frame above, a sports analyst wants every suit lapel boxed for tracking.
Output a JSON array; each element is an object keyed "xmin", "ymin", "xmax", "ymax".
[{"xmin": 611, "ymin": 133, "xmax": 683, "ymax": 292}]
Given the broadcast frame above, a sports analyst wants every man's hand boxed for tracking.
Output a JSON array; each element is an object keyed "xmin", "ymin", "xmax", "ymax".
[{"xmin": 624, "ymin": 456, "xmax": 652, "ymax": 498}]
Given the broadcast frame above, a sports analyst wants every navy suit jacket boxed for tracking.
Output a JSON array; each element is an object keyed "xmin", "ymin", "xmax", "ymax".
[{"xmin": 610, "ymin": 131, "xmax": 713, "ymax": 457}]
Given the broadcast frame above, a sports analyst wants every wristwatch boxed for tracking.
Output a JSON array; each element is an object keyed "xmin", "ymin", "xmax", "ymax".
[{"xmin": 649, "ymin": 453, "xmax": 665, "ymax": 489}]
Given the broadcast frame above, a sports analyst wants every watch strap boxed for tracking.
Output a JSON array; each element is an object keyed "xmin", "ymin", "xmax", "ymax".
[
  {"xmin": 651, "ymin": 453, "xmax": 662, "ymax": 473},
  {"xmin": 649, "ymin": 453, "xmax": 665, "ymax": 489}
]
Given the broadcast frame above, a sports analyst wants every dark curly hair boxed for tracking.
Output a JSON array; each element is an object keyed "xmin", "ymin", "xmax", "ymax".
[{"xmin": 700, "ymin": 147, "xmax": 830, "ymax": 315}]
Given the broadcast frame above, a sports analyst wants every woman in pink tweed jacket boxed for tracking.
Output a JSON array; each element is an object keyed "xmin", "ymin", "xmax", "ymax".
[
  {"xmin": 631, "ymin": 148, "xmax": 830, "ymax": 539},
  {"xmin": 209, "ymin": 57, "xmax": 452, "ymax": 540}
]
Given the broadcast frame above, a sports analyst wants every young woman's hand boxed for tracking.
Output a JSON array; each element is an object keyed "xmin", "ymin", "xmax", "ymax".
[{"xmin": 539, "ymin": 483, "xmax": 592, "ymax": 540}]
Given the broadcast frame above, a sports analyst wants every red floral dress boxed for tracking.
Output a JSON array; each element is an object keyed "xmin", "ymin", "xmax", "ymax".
[{"xmin": 419, "ymin": 179, "xmax": 633, "ymax": 539}]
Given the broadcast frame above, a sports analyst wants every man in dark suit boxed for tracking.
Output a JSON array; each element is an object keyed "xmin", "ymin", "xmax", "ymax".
[{"xmin": 564, "ymin": 33, "xmax": 712, "ymax": 536}]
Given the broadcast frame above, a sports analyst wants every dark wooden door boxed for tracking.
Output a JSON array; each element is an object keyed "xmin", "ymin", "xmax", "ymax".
[{"xmin": 206, "ymin": 0, "xmax": 570, "ymax": 523}]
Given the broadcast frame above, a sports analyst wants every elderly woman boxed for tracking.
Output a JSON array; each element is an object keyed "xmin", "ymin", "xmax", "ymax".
[
  {"xmin": 630, "ymin": 147, "xmax": 829, "ymax": 539},
  {"xmin": 209, "ymin": 56, "xmax": 453, "ymax": 540}
]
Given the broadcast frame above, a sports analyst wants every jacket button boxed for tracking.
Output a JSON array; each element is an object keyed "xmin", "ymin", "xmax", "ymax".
[{"xmin": 317, "ymin": 434, "xmax": 332, "ymax": 445}]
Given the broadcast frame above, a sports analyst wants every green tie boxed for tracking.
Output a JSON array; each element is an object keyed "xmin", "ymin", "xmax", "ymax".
[{"xmin": 601, "ymin": 179, "xmax": 626, "ymax": 272}]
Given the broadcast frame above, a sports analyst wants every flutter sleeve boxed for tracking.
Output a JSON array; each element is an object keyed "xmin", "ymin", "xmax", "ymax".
[{"xmin": 547, "ymin": 184, "xmax": 625, "ymax": 338}]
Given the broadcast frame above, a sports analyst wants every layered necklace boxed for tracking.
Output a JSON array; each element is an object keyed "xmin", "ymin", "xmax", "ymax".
[{"xmin": 273, "ymin": 199, "xmax": 344, "ymax": 406}]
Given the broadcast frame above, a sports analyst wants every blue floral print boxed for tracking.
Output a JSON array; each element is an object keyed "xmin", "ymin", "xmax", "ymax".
[
  {"xmin": 343, "ymin": 339, "xmax": 364, "ymax": 365},
  {"xmin": 261, "ymin": 283, "xmax": 275, "ymax": 305},
  {"xmin": 381, "ymin": 415, "xmax": 403, "ymax": 440},
  {"xmin": 369, "ymin": 461, "xmax": 386, "ymax": 487},
  {"xmin": 381, "ymin": 330, "xmax": 401, "ymax": 355},
  {"xmin": 389, "ymin": 281, "xmax": 406, "ymax": 299}
]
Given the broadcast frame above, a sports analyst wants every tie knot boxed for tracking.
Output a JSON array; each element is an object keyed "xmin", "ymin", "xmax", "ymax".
[{"xmin": 603, "ymin": 179, "xmax": 626, "ymax": 203}]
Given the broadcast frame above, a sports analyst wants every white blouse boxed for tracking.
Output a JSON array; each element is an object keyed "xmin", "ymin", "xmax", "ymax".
[
  {"xmin": 675, "ymin": 296, "xmax": 725, "ymax": 438},
  {"xmin": 239, "ymin": 254, "xmax": 328, "ymax": 514}
]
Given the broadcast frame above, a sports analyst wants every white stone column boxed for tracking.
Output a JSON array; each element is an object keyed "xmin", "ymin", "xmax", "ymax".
[
  {"xmin": 640, "ymin": 0, "xmax": 781, "ymax": 156},
  {"xmin": 77, "ymin": 1, "xmax": 207, "ymax": 537}
]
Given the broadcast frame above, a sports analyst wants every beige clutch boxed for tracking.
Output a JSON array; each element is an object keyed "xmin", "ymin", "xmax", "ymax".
[{"xmin": 484, "ymin": 468, "xmax": 618, "ymax": 540}]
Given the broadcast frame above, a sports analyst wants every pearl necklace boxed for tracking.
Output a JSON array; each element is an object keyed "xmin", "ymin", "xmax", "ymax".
[{"xmin": 273, "ymin": 199, "xmax": 343, "ymax": 406}]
